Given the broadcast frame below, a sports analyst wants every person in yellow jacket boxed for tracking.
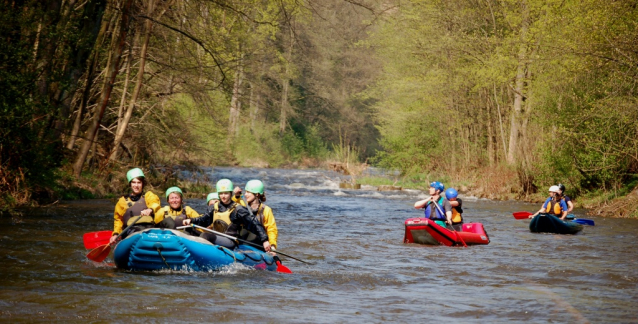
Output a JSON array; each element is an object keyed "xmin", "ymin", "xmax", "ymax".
[
  {"xmin": 240, "ymin": 180, "xmax": 278, "ymax": 250},
  {"xmin": 155, "ymin": 187, "xmax": 201, "ymax": 232},
  {"xmin": 110, "ymin": 168, "xmax": 161, "ymax": 244}
]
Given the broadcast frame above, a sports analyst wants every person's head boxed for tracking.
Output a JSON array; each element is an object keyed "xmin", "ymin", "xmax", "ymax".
[
  {"xmin": 165, "ymin": 186, "xmax": 183, "ymax": 209},
  {"xmin": 445, "ymin": 188, "xmax": 458, "ymax": 201},
  {"xmin": 216, "ymin": 179, "xmax": 234, "ymax": 204},
  {"xmin": 549, "ymin": 185, "xmax": 561, "ymax": 198},
  {"xmin": 557, "ymin": 183, "xmax": 566, "ymax": 195},
  {"xmin": 206, "ymin": 192, "xmax": 219, "ymax": 206},
  {"xmin": 429, "ymin": 181, "xmax": 445, "ymax": 195},
  {"xmin": 126, "ymin": 168, "xmax": 146, "ymax": 195},
  {"xmin": 245, "ymin": 179, "xmax": 266, "ymax": 204}
]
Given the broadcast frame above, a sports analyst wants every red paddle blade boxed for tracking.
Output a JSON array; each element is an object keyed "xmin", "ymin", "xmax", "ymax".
[
  {"xmin": 83, "ymin": 231, "xmax": 112, "ymax": 249},
  {"xmin": 513, "ymin": 212, "xmax": 533, "ymax": 219},
  {"xmin": 276, "ymin": 261, "xmax": 293, "ymax": 274},
  {"xmin": 86, "ymin": 244, "xmax": 112, "ymax": 262}
]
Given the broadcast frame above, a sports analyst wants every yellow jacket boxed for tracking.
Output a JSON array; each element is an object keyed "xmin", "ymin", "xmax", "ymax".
[
  {"xmin": 112, "ymin": 191, "xmax": 161, "ymax": 235},
  {"xmin": 231, "ymin": 196, "xmax": 278, "ymax": 248},
  {"xmin": 233, "ymin": 195, "xmax": 246, "ymax": 206},
  {"xmin": 260, "ymin": 204, "xmax": 278, "ymax": 249},
  {"xmin": 154, "ymin": 205, "xmax": 201, "ymax": 223}
]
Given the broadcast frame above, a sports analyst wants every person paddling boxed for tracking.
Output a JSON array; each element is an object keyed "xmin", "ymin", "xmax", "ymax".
[
  {"xmin": 155, "ymin": 187, "xmax": 201, "ymax": 233},
  {"xmin": 414, "ymin": 181, "xmax": 453, "ymax": 226},
  {"xmin": 110, "ymin": 168, "xmax": 161, "ymax": 244},
  {"xmin": 182, "ymin": 179, "xmax": 271, "ymax": 252},
  {"xmin": 240, "ymin": 180, "xmax": 279, "ymax": 250},
  {"xmin": 445, "ymin": 188, "xmax": 464, "ymax": 231},
  {"xmin": 530, "ymin": 185, "xmax": 568, "ymax": 220}
]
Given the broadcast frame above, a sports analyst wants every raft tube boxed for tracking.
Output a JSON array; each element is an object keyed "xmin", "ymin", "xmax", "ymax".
[
  {"xmin": 403, "ymin": 217, "xmax": 490, "ymax": 246},
  {"xmin": 529, "ymin": 213, "xmax": 583, "ymax": 235},
  {"xmin": 113, "ymin": 229, "xmax": 277, "ymax": 271}
]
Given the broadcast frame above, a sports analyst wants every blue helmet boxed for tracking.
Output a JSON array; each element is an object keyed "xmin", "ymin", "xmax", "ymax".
[
  {"xmin": 445, "ymin": 188, "xmax": 458, "ymax": 199},
  {"xmin": 429, "ymin": 181, "xmax": 445, "ymax": 192}
]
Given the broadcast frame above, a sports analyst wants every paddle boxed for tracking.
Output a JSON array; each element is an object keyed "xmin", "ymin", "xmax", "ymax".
[
  {"xmin": 86, "ymin": 214, "xmax": 146, "ymax": 262},
  {"xmin": 178, "ymin": 224, "xmax": 311, "ymax": 266},
  {"xmin": 83, "ymin": 230, "xmax": 112, "ymax": 249},
  {"xmin": 512, "ymin": 211, "xmax": 595, "ymax": 225},
  {"xmin": 513, "ymin": 211, "xmax": 533, "ymax": 219},
  {"xmin": 82, "ymin": 231, "xmax": 113, "ymax": 250},
  {"xmin": 431, "ymin": 198, "xmax": 467, "ymax": 247},
  {"xmin": 571, "ymin": 218, "xmax": 595, "ymax": 226},
  {"xmin": 241, "ymin": 196, "xmax": 293, "ymax": 273}
]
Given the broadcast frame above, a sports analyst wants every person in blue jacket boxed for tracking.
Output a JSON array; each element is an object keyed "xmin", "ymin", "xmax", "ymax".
[
  {"xmin": 530, "ymin": 185, "xmax": 568, "ymax": 220},
  {"xmin": 414, "ymin": 181, "xmax": 453, "ymax": 226}
]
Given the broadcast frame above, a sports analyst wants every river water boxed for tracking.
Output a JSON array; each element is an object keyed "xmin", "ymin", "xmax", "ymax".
[{"xmin": 0, "ymin": 167, "xmax": 636, "ymax": 323}]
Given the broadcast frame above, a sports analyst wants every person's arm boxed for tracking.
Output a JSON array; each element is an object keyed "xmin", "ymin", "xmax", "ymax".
[
  {"xmin": 560, "ymin": 200, "xmax": 569, "ymax": 220},
  {"xmin": 110, "ymin": 197, "xmax": 127, "ymax": 243},
  {"xmin": 185, "ymin": 206, "xmax": 201, "ymax": 219},
  {"xmin": 184, "ymin": 205, "xmax": 212, "ymax": 227},
  {"xmin": 154, "ymin": 207, "xmax": 166, "ymax": 224},
  {"xmin": 232, "ymin": 206, "xmax": 271, "ymax": 251},
  {"xmin": 443, "ymin": 200, "xmax": 453, "ymax": 224},
  {"xmin": 532, "ymin": 198, "xmax": 551, "ymax": 217},
  {"xmin": 414, "ymin": 197, "xmax": 433, "ymax": 209},
  {"xmin": 141, "ymin": 191, "xmax": 161, "ymax": 216},
  {"xmin": 262, "ymin": 206, "xmax": 278, "ymax": 249},
  {"xmin": 566, "ymin": 200, "xmax": 574, "ymax": 213}
]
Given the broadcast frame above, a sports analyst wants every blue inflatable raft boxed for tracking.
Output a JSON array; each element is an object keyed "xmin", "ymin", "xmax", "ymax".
[{"xmin": 113, "ymin": 229, "xmax": 277, "ymax": 272}]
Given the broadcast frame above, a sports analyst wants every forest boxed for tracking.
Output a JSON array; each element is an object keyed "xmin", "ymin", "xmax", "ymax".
[{"xmin": 1, "ymin": 0, "xmax": 637, "ymax": 217}]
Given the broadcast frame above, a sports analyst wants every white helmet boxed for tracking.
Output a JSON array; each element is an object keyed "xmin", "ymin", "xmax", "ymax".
[{"xmin": 548, "ymin": 185, "xmax": 560, "ymax": 193}]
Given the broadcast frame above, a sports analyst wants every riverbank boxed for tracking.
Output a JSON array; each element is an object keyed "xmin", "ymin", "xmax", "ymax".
[{"xmin": 2, "ymin": 162, "xmax": 636, "ymax": 219}]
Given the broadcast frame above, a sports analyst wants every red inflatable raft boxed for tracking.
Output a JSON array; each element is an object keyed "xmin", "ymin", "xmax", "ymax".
[{"xmin": 403, "ymin": 217, "xmax": 490, "ymax": 246}]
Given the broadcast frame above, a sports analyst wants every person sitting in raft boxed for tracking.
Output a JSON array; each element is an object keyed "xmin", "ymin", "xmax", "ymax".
[
  {"xmin": 182, "ymin": 179, "xmax": 271, "ymax": 252},
  {"xmin": 445, "ymin": 188, "xmax": 464, "ymax": 231},
  {"xmin": 557, "ymin": 183, "xmax": 575, "ymax": 218},
  {"xmin": 206, "ymin": 192, "xmax": 219, "ymax": 206},
  {"xmin": 530, "ymin": 185, "xmax": 568, "ymax": 220},
  {"xmin": 154, "ymin": 187, "xmax": 201, "ymax": 233},
  {"xmin": 414, "ymin": 181, "xmax": 453, "ymax": 227},
  {"xmin": 110, "ymin": 168, "xmax": 161, "ymax": 244},
  {"xmin": 240, "ymin": 180, "xmax": 279, "ymax": 252}
]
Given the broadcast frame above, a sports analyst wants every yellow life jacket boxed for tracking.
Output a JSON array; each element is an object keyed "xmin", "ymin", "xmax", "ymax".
[
  {"xmin": 545, "ymin": 199, "xmax": 563, "ymax": 215},
  {"xmin": 451, "ymin": 207, "xmax": 463, "ymax": 224},
  {"xmin": 162, "ymin": 205, "xmax": 186, "ymax": 222},
  {"xmin": 211, "ymin": 201, "xmax": 237, "ymax": 233},
  {"xmin": 123, "ymin": 194, "xmax": 154, "ymax": 226}
]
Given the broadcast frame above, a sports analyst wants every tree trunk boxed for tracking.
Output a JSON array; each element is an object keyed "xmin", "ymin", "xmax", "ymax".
[
  {"xmin": 73, "ymin": 0, "xmax": 133, "ymax": 178},
  {"xmin": 228, "ymin": 52, "xmax": 244, "ymax": 139},
  {"xmin": 109, "ymin": 0, "xmax": 155, "ymax": 161},
  {"xmin": 67, "ymin": 4, "xmax": 115, "ymax": 149},
  {"xmin": 280, "ymin": 26, "xmax": 293, "ymax": 136},
  {"xmin": 506, "ymin": 0, "xmax": 530, "ymax": 165}
]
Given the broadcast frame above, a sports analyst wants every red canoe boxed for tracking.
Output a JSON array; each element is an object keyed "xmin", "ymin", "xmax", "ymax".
[{"xmin": 403, "ymin": 217, "xmax": 490, "ymax": 246}]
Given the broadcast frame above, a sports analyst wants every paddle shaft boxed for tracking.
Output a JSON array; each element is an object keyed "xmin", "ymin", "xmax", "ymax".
[
  {"xmin": 177, "ymin": 224, "xmax": 312, "ymax": 264},
  {"xmin": 430, "ymin": 198, "xmax": 467, "ymax": 247}
]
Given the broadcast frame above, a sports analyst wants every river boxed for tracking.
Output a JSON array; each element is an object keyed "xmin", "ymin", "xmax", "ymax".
[{"xmin": 0, "ymin": 167, "xmax": 636, "ymax": 323}]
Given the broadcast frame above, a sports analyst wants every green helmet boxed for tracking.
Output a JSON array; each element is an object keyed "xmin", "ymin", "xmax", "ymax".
[
  {"xmin": 245, "ymin": 180, "xmax": 264, "ymax": 195},
  {"xmin": 206, "ymin": 192, "xmax": 219, "ymax": 204},
  {"xmin": 165, "ymin": 186, "xmax": 183, "ymax": 199},
  {"xmin": 126, "ymin": 168, "xmax": 145, "ymax": 183},
  {"xmin": 216, "ymin": 179, "xmax": 233, "ymax": 193}
]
